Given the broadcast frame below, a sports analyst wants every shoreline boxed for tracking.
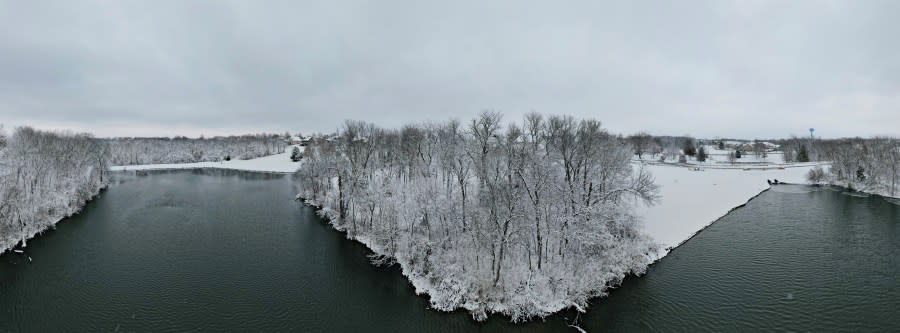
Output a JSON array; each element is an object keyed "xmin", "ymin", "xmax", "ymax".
[
  {"xmin": 634, "ymin": 162, "xmax": 823, "ymax": 260},
  {"xmin": 1, "ymin": 184, "xmax": 107, "ymax": 255},
  {"xmin": 295, "ymin": 194, "xmax": 600, "ymax": 322},
  {"xmin": 110, "ymin": 146, "xmax": 304, "ymax": 174},
  {"xmin": 651, "ymin": 186, "xmax": 773, "ymax": 260},
  {"xmin": 112, "ymin": 166, "xmax": 297, "ymax": 175}
]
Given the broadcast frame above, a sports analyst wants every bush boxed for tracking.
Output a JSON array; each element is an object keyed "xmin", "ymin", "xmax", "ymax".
[{"xmin": 806, "ymin": 166, "xmax": 826, "ymax": 184}]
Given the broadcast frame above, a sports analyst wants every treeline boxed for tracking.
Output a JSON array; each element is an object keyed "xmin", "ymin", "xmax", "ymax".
[
  {"xmin": 625, "ymin": 133, "xmax": 693, "ymax": 160},
  {"xmin": 107, "ymin": 134, "xmax": 287, "ymax": 165},
  {"xmin": 806, "ymin": 137, "xmax": 899, "ymax": 197},
  {"xmin": 0, "ymin": 126, "xmax": 110, "ymax": 253},
  {"xmin": 297, "ymin": 112, "xmax": 659, "ymax": 321}
]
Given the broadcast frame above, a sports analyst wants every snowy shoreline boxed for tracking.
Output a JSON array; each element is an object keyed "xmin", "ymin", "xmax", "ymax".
[
  {"xmin": 109, "ymin": 146, "xmax": 304, "ymax": 174},
  {"xmin": 297, "ymin": 194, "xmax": 597, "ymax": 321},
  {"xmin": 295, "ymin": 158, "xmax": 835, "ymax": 321},
  {"xmin": 1, "ymin": 183, "xmax": 106, "ymax": 255},
  {"xmin": 636, "ymin": 160, "xmax": 896, "ymax": 262},
  {"xmin": 635, "ymin": 162, "xmax": 825, "ymax": 261}
]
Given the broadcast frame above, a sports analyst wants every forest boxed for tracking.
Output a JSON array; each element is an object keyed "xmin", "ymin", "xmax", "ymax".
[
  {"xmin": 0, "ymin": 126, "xmax": 110, "ymax": 253},
  {"xmin": 803, "ymin": 137, "xmax": 899, "ymax": 197},
  {"xmin": 107, "ymin": 134, "xmax": 287, "ymax": 165},
  {"xmin": 296, "ymin": 112, "xmax": 660, "ymax": 321}
]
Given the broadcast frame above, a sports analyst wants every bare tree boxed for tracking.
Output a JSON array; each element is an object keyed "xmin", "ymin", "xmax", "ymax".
[
  {"xmin": 295, "ymin": 112, "xmax": 661, "ymax": 321},
  {"xmin": 627, "ymin": 132, "xmax": 652, "ymax": 159},
  {"xmin": 1, "ymin": 127, "xmax": 109, "ymax": 253}
]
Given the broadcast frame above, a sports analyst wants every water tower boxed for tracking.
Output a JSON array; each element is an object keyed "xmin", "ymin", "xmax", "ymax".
[{"xmin": 809, "ymin": 128, "xmax": 816, "ymax": 160}]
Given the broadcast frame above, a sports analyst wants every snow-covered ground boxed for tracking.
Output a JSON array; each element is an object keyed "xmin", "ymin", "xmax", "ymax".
[
  {"xmin": 636, "ymin": 162, "xmax": 824, "ymax": 260},
  {"xmin": 110, "ymin": 146, "xmax": 304, "ymax": 173}
]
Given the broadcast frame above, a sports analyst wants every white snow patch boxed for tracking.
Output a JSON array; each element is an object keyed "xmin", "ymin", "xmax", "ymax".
[{"xmin": 637, "ymin": 162, "xmax": 823, "ymax": 260}]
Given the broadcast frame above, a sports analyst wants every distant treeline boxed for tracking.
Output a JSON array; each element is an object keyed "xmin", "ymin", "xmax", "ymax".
[
  {"xmin": 0, "ymin": 126, "xmax": 110, "ymax": 253},
  {"xmin": 107, "ymin": 134, "xmax": 287, "ymax": 165},
  {"xmin": 801, "ymin": 137, "xmax": 899, "ymax": 196},
  {"xmin": 620, "ymin": 131, "xmax": 898, "ymax": 196}
]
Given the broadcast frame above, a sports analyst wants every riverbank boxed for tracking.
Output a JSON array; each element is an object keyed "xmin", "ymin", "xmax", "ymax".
[
  {"xmin": 1, "ymin": 182, "xmax": 106, "ymax": 254},
  {"xmin": 634, "ymin": 162, "xmax": 825, "ymax": 260},
  {"xmin": 825, "ymin": 179, "xmax": 899, "ymax": 200},
  {"xmin": 109, "ymin": 146, "xmax": 304, "ymax": 173},
  {"xmin": 297, "ymin": 191, "xmax": 653, "ymax": 322},
  {"xmin": 0, "ymin": 128, "xmax": 110, "ymax": 255}
]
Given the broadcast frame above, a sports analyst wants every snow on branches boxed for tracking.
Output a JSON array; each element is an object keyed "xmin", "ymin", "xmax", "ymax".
[
  {"xmin": 0, "ymin": 127, "xmax": 110, "ymax": 253},
  {"xmin": 107, "ymin": 134, "xmax": 287, "ymax": 165},
  {"xmin": 297, "ymin": 112, "xmax": 660, "ymax": 321}
]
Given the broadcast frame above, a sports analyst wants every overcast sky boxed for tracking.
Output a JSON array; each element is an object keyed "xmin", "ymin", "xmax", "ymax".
[{"xmin": 1, "ymin": 1, "xmax": 897, "ymax": 139}]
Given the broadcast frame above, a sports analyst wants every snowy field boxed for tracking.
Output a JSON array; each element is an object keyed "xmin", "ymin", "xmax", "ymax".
[
  {"xmin": 636, "ymin": 162, "xmax": 824, "ymax": 260},
  {"xmin": 110, "ymin": 146, "xmax": 304, "ymax": 173}
]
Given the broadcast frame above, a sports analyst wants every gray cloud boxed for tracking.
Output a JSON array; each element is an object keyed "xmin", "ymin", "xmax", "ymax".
[{"xmin": 1, "ymin": 0, "xmax": 898, "ymax": 138}]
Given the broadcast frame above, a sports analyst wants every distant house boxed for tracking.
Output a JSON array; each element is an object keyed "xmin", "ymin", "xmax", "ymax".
[{"xmin": 287, "ymin": 136, "xmax": 305, "ymax": 146}]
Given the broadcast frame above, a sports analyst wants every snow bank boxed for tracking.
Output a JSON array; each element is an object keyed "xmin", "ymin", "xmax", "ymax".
[
  {"xmin": 636, "ymin": 162, "xmax": 824, "ymax": 260},
  {"xmin": 826, "ymin": 179, "xmax": 899, "ymax": 200},
  {"xmin": 110, "ymin": 146, "xmax": 304, "ymax": 173}
]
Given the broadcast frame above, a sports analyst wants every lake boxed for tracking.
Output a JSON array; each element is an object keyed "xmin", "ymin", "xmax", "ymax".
[{"xmin": 1, "ymin": 170, "xmax": 897, "ymax": 332}]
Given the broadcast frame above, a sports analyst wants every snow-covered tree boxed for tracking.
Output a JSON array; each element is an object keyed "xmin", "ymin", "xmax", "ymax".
[
  {"xmin": 1, "ymin": 127, "xmax": 110, "ymax": 253},
  {"xmin": 290, "ymin": 146, "xmax": 302, "ymax": 162},
  {"xmin": 627, "ymin": 132, "xmax": 651, "ymax": 159},
  {"xmin": 806, "ymin": 166, "xmax": 826, "ymax": 184},
  {"xmin": 819, "ymin": 137, "xmax": 898, "ymax": 196},
  {"xmin": 296, "ymin": 112, "xmax": 660, "ymax": 321},
  {"xmin": 107, "ymin": 134, "xmax": 286, "ymax": 165}
]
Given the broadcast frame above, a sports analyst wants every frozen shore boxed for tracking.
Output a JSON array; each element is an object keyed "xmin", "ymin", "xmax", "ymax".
[
  {"xmin": 110, "ymin": 146, "xmax": 304, "ymax": 173},
  {"xmin": 635, "ymin": 162, "xmax": 828, "ymax": 260}
]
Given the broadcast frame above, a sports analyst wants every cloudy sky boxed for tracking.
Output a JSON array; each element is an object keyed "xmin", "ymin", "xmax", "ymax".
[{"xmin": 1, "ymin": 1, "xmax": 897, "ymax": 139}]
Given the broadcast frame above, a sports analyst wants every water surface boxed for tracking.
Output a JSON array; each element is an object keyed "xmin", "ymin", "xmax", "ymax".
[{"xmin": 1, "ymin": 171, "xmax": 897, "ymax": 331}]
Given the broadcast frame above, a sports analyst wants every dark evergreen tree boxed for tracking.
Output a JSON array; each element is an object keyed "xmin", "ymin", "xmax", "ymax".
[
  {"xmin": 696, "ymin": 146, "xmax": 707, "ymax": 162},
  {"xmin": 734, "ymin": 149, "xmax": 742, "ymax": 159},
  {"xmin": 797, "ymin": 144, "xmax": 809, "ymax": 162},
  {"xmin": 682, "ymin": 138, "xmax": 697, "ymax": 157},
  {"xmin": 718, "ymin": 141, "xmax": 725, "ymax": 150},
  {"xmin": 290, "ymin": 146, "xmax": 303, "ymax": 162}
]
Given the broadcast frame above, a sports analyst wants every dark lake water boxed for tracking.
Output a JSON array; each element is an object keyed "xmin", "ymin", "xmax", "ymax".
[{"xmin": 1, "ymin": 170, "xmax": 898, "ymax": 332}]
